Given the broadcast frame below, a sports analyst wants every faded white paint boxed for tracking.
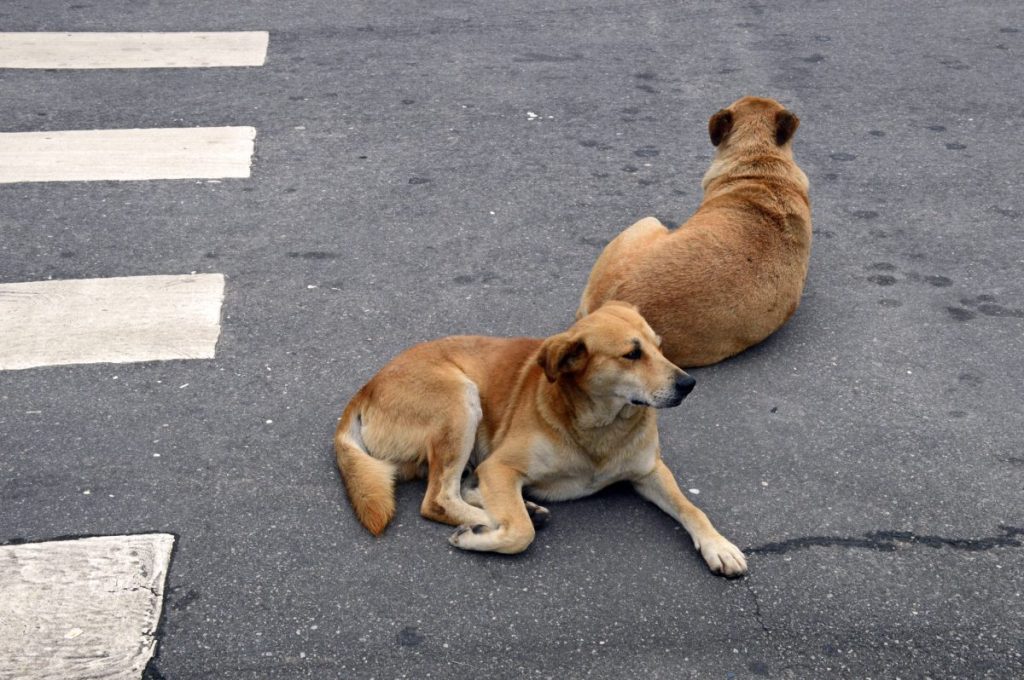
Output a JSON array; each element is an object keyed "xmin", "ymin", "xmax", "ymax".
[
  {"xmin": 0, "ymin": 127, "xmax": 256, "ymax": 183},
  {"xmin": 0, "ymin": 534, "xmax": 174, "ymax": 680},
  {"xmin": 0, "ymin": 31, "xmax": 268, "ymax": 69},
  {"xmin": 0, "ymin": 273, "xmax": 225, "ymax": 370}
]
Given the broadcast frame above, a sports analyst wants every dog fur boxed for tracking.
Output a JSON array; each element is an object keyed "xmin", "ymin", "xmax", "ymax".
[
  {"xmin": 335, "ymin": 302, "xmax": 747, "ymax": 577},
  {"xmin": 577, "ymin": 96, "xmax": 812, "ymax": 367}
]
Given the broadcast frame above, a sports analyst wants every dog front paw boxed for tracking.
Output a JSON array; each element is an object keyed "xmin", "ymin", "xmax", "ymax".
[
  {"xmin": 449, "ymin": 524, "xmax": 491, "ymax": 548},
  {"xmin": 698, "ymin": 535, "xmax": 748, "ymax": 577},
  {"xmin": 448, "ymin": 522, "xmax": 534, "ymax": 554}
]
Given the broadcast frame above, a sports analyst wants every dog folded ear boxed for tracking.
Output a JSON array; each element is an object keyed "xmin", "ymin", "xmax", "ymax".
[
  {"xmin": 708, "ymin": 109, "xmax": 734, "ymax": 147},
  {"xmin": 538, "ymin": 333, "xmax": 588, "ymax": 382},
  {"xmin": 775, "ymin": 110, "xmax": 800, "ymax": 145}
]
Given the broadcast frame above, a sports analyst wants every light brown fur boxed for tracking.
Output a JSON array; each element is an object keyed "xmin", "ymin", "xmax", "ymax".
[
  {"xmin": 334, "ymin": 302, "xmax": 747, "ymax": 576},
  {"xmin": 578, "ymin": 96, "xmax": 812, "ymax": 367}
]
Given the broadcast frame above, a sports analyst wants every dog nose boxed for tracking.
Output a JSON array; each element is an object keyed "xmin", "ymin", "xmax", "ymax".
[{"xmin": 675, "ymin": 373, "xmax": 696, "ymax": 400}]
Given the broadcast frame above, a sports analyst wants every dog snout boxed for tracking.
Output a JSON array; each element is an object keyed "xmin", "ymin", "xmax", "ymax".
[
  {"xmin": 652, "ymin": 372, "xmax": 696, "ymax": 409},
  {"xmin": 674, "ymin": 373, "xmax": 696, "ymax": 401}
]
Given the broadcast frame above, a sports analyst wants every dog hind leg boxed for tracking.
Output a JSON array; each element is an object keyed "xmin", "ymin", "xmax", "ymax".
[
  {"xmin": 420, "ymin": 381, "xmax": 492, "ymax": 528},
  {"xmin": 577, "ymin": 216, "xmax": 669, "ymax": 318}
]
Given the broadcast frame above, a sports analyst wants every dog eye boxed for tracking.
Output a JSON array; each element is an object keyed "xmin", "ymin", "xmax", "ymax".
[{"xmin": 623, "ymin": 347, "xmax": 643, "ymax": 361}]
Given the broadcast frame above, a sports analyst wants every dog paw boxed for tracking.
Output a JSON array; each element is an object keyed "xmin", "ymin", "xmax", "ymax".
[
  {"xmin": 449, "ymin": 523, "xmax": 534, "ymax": 554},
  {"xmin": 525, "ymin": 501, "xmax": 550, "ymax": 528},
  {"xmin": 698, "ymin": 536, "xmax": 748, "ymax": 577},
  {"xmin": 449, "ymin": 524, "xmax": 491, "ymax": 548}
]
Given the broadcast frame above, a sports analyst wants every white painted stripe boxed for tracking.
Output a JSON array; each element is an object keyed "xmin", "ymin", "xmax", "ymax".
[
  {"xmin": 0, "ymin": 127, "xmax": 256, "ymax": 183},
  {"xmin": 0, "ymin": 534, "xmax": 174, "ymax": 680},
  {"xmin": 0, "ymin": 273, "xmax": 225, "ymax": 370},
  {"xmin": 0, "ymin": 31, "xmax": 268, "ymax": 69}
]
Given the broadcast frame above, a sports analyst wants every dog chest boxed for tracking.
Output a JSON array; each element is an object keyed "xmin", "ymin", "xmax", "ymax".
[{"xmin": 524, "ymin": 437, "xmax": 657, "ymax": 501}]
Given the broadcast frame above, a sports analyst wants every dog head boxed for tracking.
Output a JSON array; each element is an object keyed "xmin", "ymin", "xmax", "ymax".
[
  {"xmin": 537, "ymin": 301, "xmax": 695, "ymax": 409},
  {"xmin": 708, "ymin": 96, "xmax": 799, "ymax": 150}
]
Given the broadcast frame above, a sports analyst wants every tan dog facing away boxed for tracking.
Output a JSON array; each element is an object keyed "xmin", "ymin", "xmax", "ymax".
[
  {"xmin": 578, "ymin": 96, "xmax": 812, "ymax": 367},
  {"xmin": 334, "ymin": 302, "xmax": 747, "ymax": 577}
]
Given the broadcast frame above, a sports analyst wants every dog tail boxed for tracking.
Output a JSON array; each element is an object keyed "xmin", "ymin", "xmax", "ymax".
[{"xmin": 334, "ymin": 402, "xmax": 396, "ymax": 536}]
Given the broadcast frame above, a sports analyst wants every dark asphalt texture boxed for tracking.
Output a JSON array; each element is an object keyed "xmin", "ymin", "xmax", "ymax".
[{"xmin": 2, "ymin": 1, "xmax": 1023, "ymax": 678}]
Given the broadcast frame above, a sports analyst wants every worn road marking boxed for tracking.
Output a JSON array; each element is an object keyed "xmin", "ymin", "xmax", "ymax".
[
  {"xmin": 0, "ymin": 31, "xmax": 268, "ymax": 69},
  {"xmin": 0, "ymin": 127, "xmax": 256, "ymax": 183},
  {"xmin": 0, "ymin": 273, "xmax": 225, "ymax": 370},
  {"xmin": 0, "ymin": 534, "xmax": 174, "ymax": 680}
]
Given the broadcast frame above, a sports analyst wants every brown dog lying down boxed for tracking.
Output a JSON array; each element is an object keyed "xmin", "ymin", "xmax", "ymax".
[
  {"xmin": 578, "ymin": 96, "xmax": 812, "ymax": 367},
  {"xmin": 335, "ymin": 302, "xmax": 747, "ymax": 577}
]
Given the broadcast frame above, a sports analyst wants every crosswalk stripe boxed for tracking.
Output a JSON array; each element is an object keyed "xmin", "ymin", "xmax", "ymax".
[
  {"xmin": 0, "ymin": 127, "xmax": 256, "ymax": 183},
  {"xmin": 0, "ymin": 534, "xmax": 174, "ymax": 680},
  {"xmin": 0, "ymin": 273, "xmax": 225, "ymax": 370},
  {"xmin": 0, "ymin": 31, "xmax": 268, "ymax": 69}
]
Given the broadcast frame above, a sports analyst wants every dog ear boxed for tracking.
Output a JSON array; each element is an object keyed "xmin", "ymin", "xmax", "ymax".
[
  {"xmin": 538, "ymin": 333, "xmax": 588, "ymax": 382},
  {"xmin": 708, "ymin": 109, "xmax": 733, "ymax": 147},
  {"xmin": 775, "ymin": 110, "xmax": 800, "ymax": 145}
]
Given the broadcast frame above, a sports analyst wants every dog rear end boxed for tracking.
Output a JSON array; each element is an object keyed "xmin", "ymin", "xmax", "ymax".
[{"xmin": 334, "ymin": 397, "xmax": 398, "ymax": 536}]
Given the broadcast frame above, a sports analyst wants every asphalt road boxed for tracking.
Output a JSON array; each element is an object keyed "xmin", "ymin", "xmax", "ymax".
[{"xmin": 2, "ymin": 1, "xmax": 1023, "ymax": 678}]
